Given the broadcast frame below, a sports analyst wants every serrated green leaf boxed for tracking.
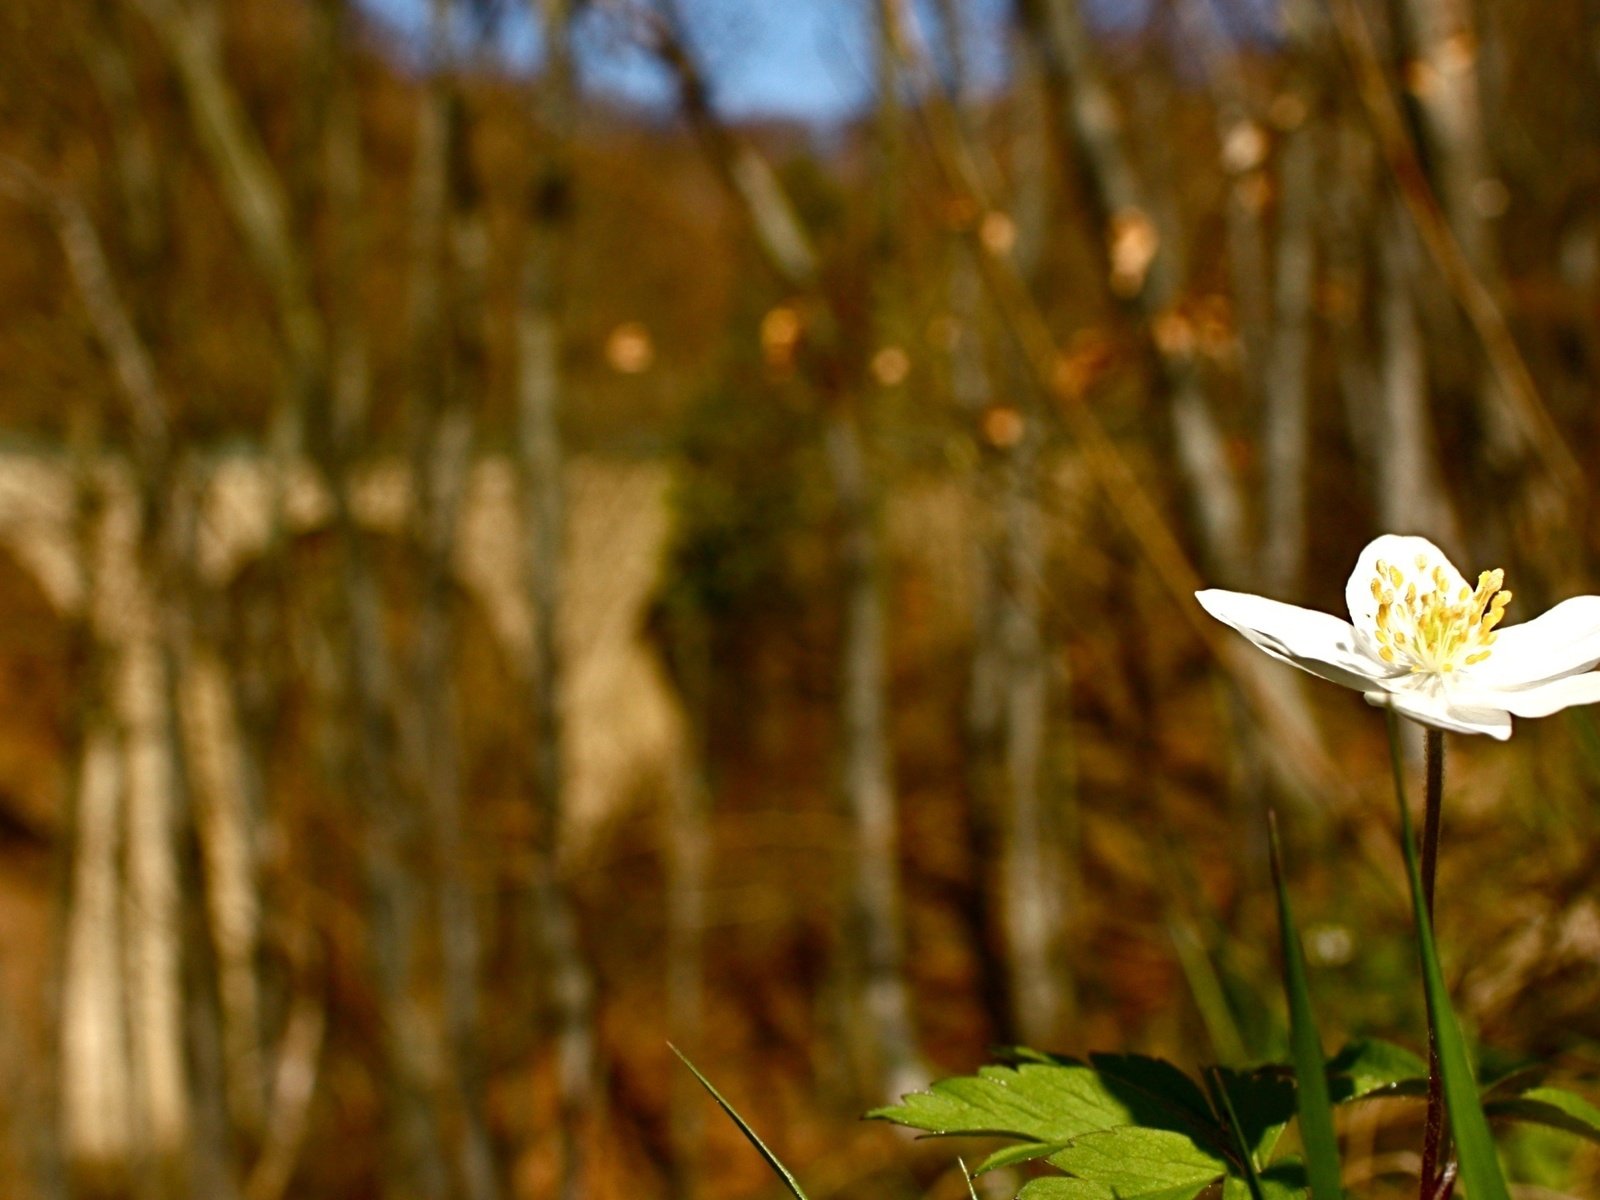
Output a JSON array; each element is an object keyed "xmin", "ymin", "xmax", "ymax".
[
  {"xmin": 1325, "ymin": 1039, "xmax": 1428, "ymax": 1102},
  {"xmin": 867, "ymin": 1060, "xmax": 1143, "ymax": 1141},
  {"xmin": 1386, "ymin": 710, "xmax": 1511, "ymax": 1200},
  {"xmin": 1206, "ymin": 1067, "xmax": 1268, "ymax": 1200},
  {"xmin": 973, "ymin": 1140, "xmax": 1071, "ymax": 1175},
  {"xmin": 1086, "ymin": 1054, "xmax": 1218, "ymax": 1131},
  {"xmin": 1486, "ymin": 1086, "xmax": 1600, "ymax": 1145},
  {"xmin": 1268, "ymin": 816, "xmax": 1341, "ymax": 1200},
  {"xmin": 1224, "ymin": 1159, "xmax": 1312, "ymax": 1200},
  {"xmin": 1005, "ymin": 1046, "xmax": 1065, "ymax": 1065},
  {"xmin": 1017, "ymin": 1179, "xmax": 1116, "ymax": 1200},
  {"xmin": 869, "ymin": 1050, "xmax": 1286, "ymax": 1184},
  {"xmin": 871, "ymin": 1054, "xmax": 1236, "ymax": 1161},
  {"xmin": 1045, "ymin": 1127, "xmax": 1226, "ymax": 1199},
  {"xmin": 1211, "ymin": 1065, "xmax": 1298, "ymax": 1164}
]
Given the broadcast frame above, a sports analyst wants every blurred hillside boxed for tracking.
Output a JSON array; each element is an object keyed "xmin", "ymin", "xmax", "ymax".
[{"xmin": 1, "ymin": 1, "xmax": 1600, "ymax": 1198}]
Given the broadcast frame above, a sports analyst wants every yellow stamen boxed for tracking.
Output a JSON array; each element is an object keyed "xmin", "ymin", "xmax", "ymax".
[{"xmin": 1366, "ymin": 556, "xmax": 1511, "ymax": 675}]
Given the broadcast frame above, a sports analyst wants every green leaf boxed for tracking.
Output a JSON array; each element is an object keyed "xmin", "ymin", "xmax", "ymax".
[
  {"xmin": 1044, "ymin": 1127, "xmax": 1227, "ymax": 1199},
  {"xmin": 870, "ymin": 1053, "xmax": 1234, "ymax": 1157},
  {"xmin": 1210, "ymin": 1066, "xmax": 1298, "ymax": 1165},
  {"xmin": 1017, "ymin": 1180, "xmax": 1117, "ymax": 1200},
  {"xmin": 671, "ymin": 1046, "xmax": 811, "ymax": 1200},
  {"xmin": 1224, "ymin": 1159, "xmax": 1312, "ymax": 1200},
  {"xmin": 1085, "ymin": 1054, "xmax": 1229, "ymax": 1143},
  {"xmin": 867, "ymin": 1059, "xmax": 1147, "ymax": 1142},
  {"xmin": 1325, "ymin": 1039, "xmax": 1427, "ymax": 1102},
  {"xmin": 1386, "ymin": 710, "xmax": 1512, "ymax": 1200},
  {"xmin": 1487, "ymin": 1086, "xmax": 1600, "ymax": 1145},
  {"xmin": 1480, "ymin": 1060, "xmax": 1549, "ymax": 1098},
  {"xmin": 1268, "ymin": 815, "xmax": 1342, "ymax": 1199},
  {"xmin": 972, "ymin": 1140, "xmax": 1071, "ymax": 1175},
  {"xmin": 871, "ymin": 1050, "xmax": 1295, "ymax": 1186},
  {"xmin": 1206, "ymin": 1067, "xmax": 1269, "ymax": 1200}
]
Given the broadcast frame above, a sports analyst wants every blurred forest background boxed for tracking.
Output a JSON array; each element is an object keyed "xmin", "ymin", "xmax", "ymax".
[{"xmin": 1, "ymin": 0, "xmax": 1599, "ymax": 1196}]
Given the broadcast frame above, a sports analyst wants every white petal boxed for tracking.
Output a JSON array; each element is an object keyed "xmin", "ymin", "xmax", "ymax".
[
  {"xmin": 1345, "ymin": 534, "xmax": 1467, "ymax": 639},
  {"xmin": 1196, "ymin": 589, "xmax": 1388, "ymax": 692},
  {"xmin": 1457, "ymin": 671, "xmax": 1600, "ymax": 718},
  {"xmin": 1363, "ymin": 689, "xmax": 1514, "ymax": 740},
  {"xmin": 1467, "ymin": 596, "xmax": 1600, "ymax": 688}
]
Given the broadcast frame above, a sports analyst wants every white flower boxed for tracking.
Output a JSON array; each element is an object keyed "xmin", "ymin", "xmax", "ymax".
[{"xmin": 1197, "ymin": 534, "xmax": 1600, "ymax": 740}]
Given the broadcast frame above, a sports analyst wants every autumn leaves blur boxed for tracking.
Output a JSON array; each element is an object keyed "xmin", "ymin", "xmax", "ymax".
[{"xmin": 0, "ymin": 0, "xmax": 1599, "ymax": 1198}]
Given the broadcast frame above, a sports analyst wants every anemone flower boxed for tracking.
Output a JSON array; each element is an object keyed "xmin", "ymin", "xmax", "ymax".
[{"xmin": 1196, "ymin": 534, "xmax": 1600, "ymax": 740}]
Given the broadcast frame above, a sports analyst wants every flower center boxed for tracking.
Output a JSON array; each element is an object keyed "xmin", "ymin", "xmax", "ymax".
[{"xmin": 1369, "ymin": 555, "xmax": 1512, "ymax": 675}]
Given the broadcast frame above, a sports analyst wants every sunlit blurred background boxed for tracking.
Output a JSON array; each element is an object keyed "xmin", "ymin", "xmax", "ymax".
[{"xmin": 1, "ymin": 0, "xmax": 1598, "ymax": 1196}]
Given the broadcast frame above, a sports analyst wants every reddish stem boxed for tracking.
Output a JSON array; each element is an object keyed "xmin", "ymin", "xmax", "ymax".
[{"xmin": 1418, "ymin": 729, "xmax": 1451, "ymax": 1200}]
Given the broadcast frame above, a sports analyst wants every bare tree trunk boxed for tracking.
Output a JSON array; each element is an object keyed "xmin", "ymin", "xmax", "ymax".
[
  {"xmin": 414, "ymin": 404, "xmax": 494, "ymax": 1200},
  {"xmin": 662, "ymin": 618, "xmax": 709, "ymax": 1200},
  {"xmin": 310, "ymin": 8, "xmax": 447, "ymax": 1197},
  {"xmin": 824, "ymin": 410, "xmax": 923, "ymax": 1103},
  {"xmin": 167, "ymin": 456, "xmax": 267, "ymax": 1144},
  {"xmin": 1175, "ymin": 0, "xmax": 1320, "ymax": 595},
  {"xmin": 647, "ymin": 1, "xmax": 924, "ymax": 1102},
  {"xmin": 78, "ymin": 0, "xmax": 165, "ymax": 273},
  {"xmin": 1328, "ymin": 0, "xmax": 1578, "ymax": 547},
  {"xmin": 127, "ymin": 0, "xmax": 453, "ymax": 1189},
  {"xmin": 945, "ymin": 185, "xmax": 1018, "ymax": 1048},
  {"xmin": 116, "ymin": 520, "xmax": 192, "ymax": 1200},
  {"xmin": 928, "ymin": 2, "xmax": 1062, "ymax": 1043},
  {"xmin": 815, "ymin": 6, "xmax": 924, "ymax": 1106},
  {"xmin": 1259, "ymin": 115, "xmax": 1320, "ymax": 596},
  {"xmin": 1386, "ymin": 0, "xmax": 1530, "ymax": 505},
  {"xmin": 176, "ymin": 645, "xmax": 265, "ymax": 1140},
  {"xmin": 993, "ymin": 27, "xmax": 1070, "ymax": 1047},
  {"xmin": 1392, "ymin": 0, "xmax": 1499, "ymax": 277},
  {"xmin": 343, "ymin": 533, "xmax": 446, "ymax": 1200},
  {"xmin": 101, "ymin": 5, "xmax": 312, "ymax": 1168},
  {"xmin": 371, "ymin": 12, "xmax": 461, "ymax": 1200},
  {"xmin": 61, "ymin": 714, "xmax": 134, "ymax": 1195},
  {"xmin": 0, "ymin": 152, "xmax": 224, "ymax": 1199},
  {"xmin": 403, "ymin": 12, "xmax": 500, "ymax": 1198},
  {"xmin": 442, "ymin": 156, "xmax": 501, "ymax": 1200},
  {"xmin": 1375, "ymin": 196, "xmax": 1463, "ymax": 547},
  {"xmin": 123, "ymin": 0, "xmax": 324, "ymax": 411},
  {"xmin": 156, "ymin": 467, "xmax": 245, "ymax": 1200},
  {"xmin": 519, "ymin": 5, "xmax": 599, "ymax": 1197},
  {"xmin": 995, "ymin": 418, "xmax": 1063, "ymax": 1047},
  {"xmin": 0, "ymin": 168, "xmax": 138, "ymax": 1198}
]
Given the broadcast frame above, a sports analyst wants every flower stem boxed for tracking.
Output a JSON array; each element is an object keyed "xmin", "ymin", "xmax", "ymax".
[
  {"xmin": 1421, "ymin": 731, "xmax": 1444, "ymax": 920},
  {"xmin": 1418, "ymin": 728, "xmax": 1450, "ymax": 1200}
]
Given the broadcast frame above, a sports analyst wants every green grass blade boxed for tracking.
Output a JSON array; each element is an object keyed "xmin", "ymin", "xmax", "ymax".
[
  {"xmin": 1267, "ymin": 813, "xmax": 1342, "ymax": 1200},
  {"xmin": 957, "ymin": 1157, "xmax": 981, "ymax": 1200},
  {"xmin": 1384, "ymin": 710, "xmax": 1511, "ymax": 1200},
  {"xmin": 671, "ymin": 1044, "xmax": 812, "ymax": 1200},
  {"xmin": 1166, "ymin": 914, "xmax": 1250, "ymax": 1066}
]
